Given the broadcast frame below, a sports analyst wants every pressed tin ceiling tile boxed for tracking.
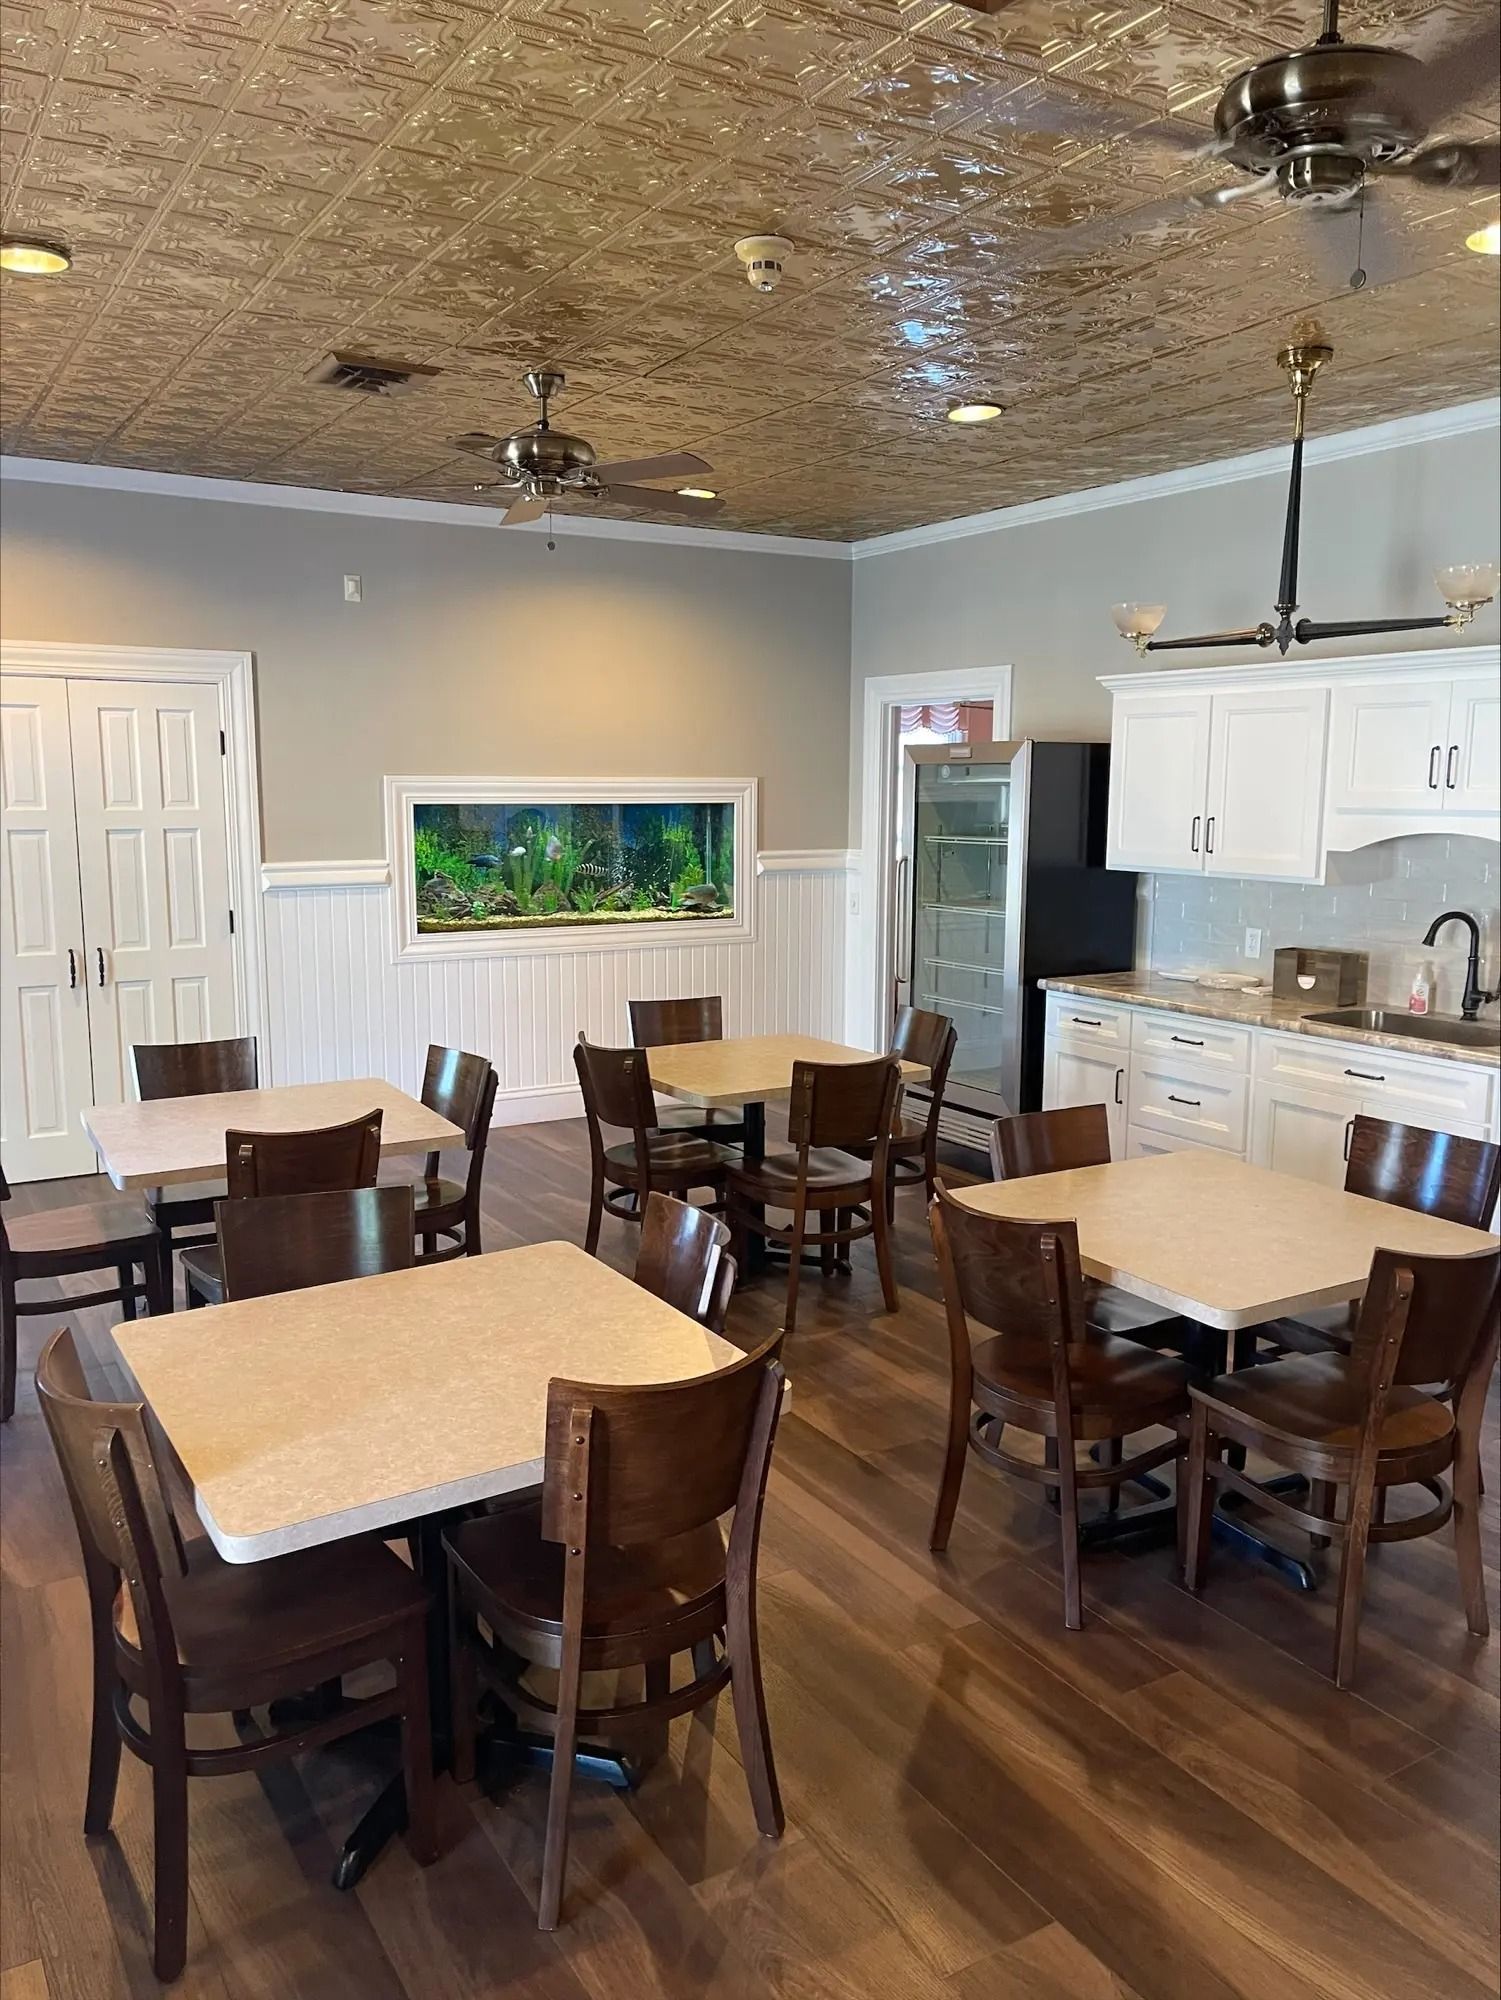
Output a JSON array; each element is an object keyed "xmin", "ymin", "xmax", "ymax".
[{"xmin": 1, "ymin": 0, "xmax": 1496, "ymax": 538}]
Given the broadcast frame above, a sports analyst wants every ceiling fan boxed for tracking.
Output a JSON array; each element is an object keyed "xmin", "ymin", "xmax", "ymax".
[
  {"xmin": 449, "ymin": 370, "xmax": 723, "ymax": 526},
  {"xmin": 961, "ymin": 0, "xmax": 1500, "ymax": 288}
]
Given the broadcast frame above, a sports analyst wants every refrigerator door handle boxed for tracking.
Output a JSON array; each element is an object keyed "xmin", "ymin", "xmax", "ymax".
[{"xmin": 893, "ymin": 853, "xmax": 913, "ymax": 988}]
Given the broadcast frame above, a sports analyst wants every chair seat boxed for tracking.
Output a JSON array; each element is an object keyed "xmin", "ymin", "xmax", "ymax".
[
  {"xmin": 728, "ymin": 1146, "xmax": 872, "ymax": 1200},
  {"xmin": 1192, "ymin": 1353, "xmax": 1453, "ymax": 1457},
  {"xmin": 3, "ymin": 1197, "xmax": 156, "ymax": 1261},
  {"xmin": 179, "ymin": 1245, "xmax": 225, "ymax": 1304},
  {"xmin": 1260, "ymin": 1303, "xmax": 1355, "ymax": 1356},
  {"xmin": 655, "ymin": 1102, "xmax": 743, "ymax": 1135},
  {"xmin": 445, "ymin": 1499, "xmax": 726, "ymax": 1642},
  {"xmin": 1083, "ymin": 1279, "xmax": 1186, "ymax": 1342},
  {"xmin": 604, "ymin": 1135, "xmax": 737, "ymax": 1183},
  {"xmin": 114, "ymin": 1531, "xmax": 428, "ymax": 1683},
  {"xmin": 974, "ymin": 1329, "xmax": 1192, "ymax": 1420}
]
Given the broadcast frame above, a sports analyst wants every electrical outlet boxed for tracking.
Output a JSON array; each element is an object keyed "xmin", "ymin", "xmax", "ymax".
[
  {"xmin": 342, "ymin": 574, "xmax": 362, "ymax": 602},
  {"xmin": 1244, "ymin": 926, "xmax": 1263, "ymax": 960}
]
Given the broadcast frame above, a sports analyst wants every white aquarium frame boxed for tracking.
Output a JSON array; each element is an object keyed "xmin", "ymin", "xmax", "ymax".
[{"xmin": 385, "ymin": 774, "xmax": 758, "ymax": 960}]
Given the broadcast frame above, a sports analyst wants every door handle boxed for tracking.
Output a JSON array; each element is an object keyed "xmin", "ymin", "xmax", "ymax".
[
  {"xmin": 1071, "ymin": 1016, "xmax": 1104, "ymax": 1028},
  {"xmin": 1190, "ymin": 814, "xmax": 1200, "ymax": 854},
  {"xmin": 1204, "ymin": 815, "xmax": 1215, "ymax": 855},
  {"xmin": 1343, "ymin": 1067, "xmax": 1385, "ymax": 1083},
  {"xmin": 1343, "ymin": 1117, "xmax": 1355, "ymax": 1162},
  {"xmin": 96, "ymin": 947, "xmax": 107, "ymax": 988},
  {"xmin": 1113, "ymin": 1066, "xmax": 1124, "ymax": 1106},
  {"xmin": 1445, "ymin": 744, "xmax": 1459, "ymax": 790},
  {"xmin": 1169, "ymin": 1034, "xmax": 1204, "ymax": 1047},
  {"xmin": 893, "ymin": 854, "xmax": 912, "ymax": 986},
  {"xmin": 1167, "ymin": 1094, "xmax": 1202, "ymax": 1107},
  {"xmin": 68, "ymin": 947, "xmax": 78, "ymax": 989},
  {"xmin": 1428, "ymin": 744, "xmax": 1442, "ymax": 789}
]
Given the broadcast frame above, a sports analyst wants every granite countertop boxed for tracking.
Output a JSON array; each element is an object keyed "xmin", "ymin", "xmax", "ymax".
[{"xmin": 1039, "ymin": 971, "xmax": 1501, "ymax": 1068}]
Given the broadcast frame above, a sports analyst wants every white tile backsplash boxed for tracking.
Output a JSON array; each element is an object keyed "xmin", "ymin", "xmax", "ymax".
[{"xmin": 1144, "ymin": 833, "xmax": 1500, "ymax": 1015}]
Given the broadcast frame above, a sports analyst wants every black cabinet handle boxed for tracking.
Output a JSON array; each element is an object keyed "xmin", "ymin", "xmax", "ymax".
[
  {"xmin": 96, "ymin": 947, "xmax": 106, "ymax": 988},
  {"xmin": 68, "ymin": 947, "xmax": 77, "ymax": 989},
  {"xmin": 1071, "ymin": 1015, "xmax": 1103, "ymax": 1028},
  {"xmin": 1343, "ymin": 1117, "xmax": 1355, "ymax": 1162},
  {"xmin": 1190, "ymin": 814, "xmax": 1200, "ymax": 854},
  {"xmin": 1428, "ymin": 744, "xmax": 1442, "ymax": 789},
  {"xmin": 1167, "ymin": 1093, "xmax": 1202, "ymax": 1107},
  {"xmin": 1114, "ymin": 1066, "xmax": 1124, "ymax": 1105},
  {"xmin": 1205, "ymin": 816, "xmax": 1215, "ymax": 855},
  {"xmin": 1446, "ymin": 744, "xmax": 1459, "ymax": 790},
  {"xmin": 1169, "ymin": 1034, "xmax": 1204, "ymax": 1046},
  {"xmin": 1343, "ymin": 1067, "xmax": 1385, "ymax": 1083}
]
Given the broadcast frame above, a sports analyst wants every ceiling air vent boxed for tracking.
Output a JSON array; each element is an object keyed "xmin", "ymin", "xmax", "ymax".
[{"xmin": 307, "ymin": 352, "xmax": 441, "ymax": 395}]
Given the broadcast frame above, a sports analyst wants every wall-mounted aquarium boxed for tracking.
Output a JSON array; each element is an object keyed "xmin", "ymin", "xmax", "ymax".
[{"xmin": 387, "ymin": 776, "xmax": 757, "ymax": 958}]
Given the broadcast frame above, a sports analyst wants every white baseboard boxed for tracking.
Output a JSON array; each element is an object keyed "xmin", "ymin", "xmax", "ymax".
[{"xmin": 489, "ymin": 1082, "xmax": 583, "ymax": 1127}]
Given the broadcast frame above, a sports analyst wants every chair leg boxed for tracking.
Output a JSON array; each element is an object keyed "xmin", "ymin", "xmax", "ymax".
[
  {"xmin": 144, "ymin": 1237, "xmax": 171, "ymax": 1318},
  {"xmin": 1042, "ymin": 1435, "xmax": 1060, "ymax": 1510},
  {"xmin": 726, "ymin": 1577, "xmax": 783, "ymax": 1839},
  {"xmin": 1104, "ymin": 1434, "xmax": 1123, "ymax": 1516},
  {"xmin": 583, "ymin": 1161, "xmax": 605, "ymax": 1257},
  {"xmin": 781, "ymin": 1198, "xmax": 807, "ymax": 1336},
  {"xmin": 1, "ymin": 1271, "xmax": 17, "ymax": 1423},
  {"xmin": 1182, "ymin": 1403, "xmax": 1215, "ymax": 1594},
  {"xmin": 537, "ymin": 1662, "xmax": 581, "ymax": 1931},
  {"xmin": 1055, "ymin": 1437, "xmax": 1084, "ymax": 1633},
  {"xmin": 150, "ymin": 1734, "xmax": 190, "ymax": 1983},
  {"xmin": 448, "ymin": 1592, "xmax": 478, "ymax": 1787},
  {"xmin": 83, "ymin": 1592, "xmax": 122, "ymax": 1837},
  {"xmin": 819, "ymin": 1214, "xmax": 836, "ymax": 1278},
  {"xmin": 930, "ymin": 1393, "xmax": 970, "ymax": 1554},
  {"xmin": 398, "ymin": 1627, "xmax": 438, "ymax": 1865},
  {"xmin": 1453, "ymin": 1432, "xmax": 1490, "ymax": 1639},
  {"xmin": 1333, "ymin": 1473, "xmax": 1377, "ymax": 1689},
  {"xmin": 870, "ymin": 1185, "xmax": 899, "ymax": 1315},
  {"xmin": 1309, "ymin": 1479, "xmax": 1336, "ymax": 1552},
  {"xmin": 116, "ymin": 1264, "xmax": 137, "ymax": 1321}
]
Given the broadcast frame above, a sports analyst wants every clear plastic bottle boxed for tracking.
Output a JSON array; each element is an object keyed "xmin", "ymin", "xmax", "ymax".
[{"xmin": 1408, "ymin": 962, "xmax": 1434, "ymax": 1016}]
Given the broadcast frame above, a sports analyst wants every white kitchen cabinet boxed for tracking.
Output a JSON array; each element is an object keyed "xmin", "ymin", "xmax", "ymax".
[
  {"xmin": 1105, "ymin": 689, "xmax": 1211, "ymax": 874},
  {"xmin": 1324, "ymin": 661, "xmax": 1501, "ymax": 845},
  {"xmin": 1250, "ymin": 1078, "xmax": 1359, "ymax": 1189},
  {"xmin": 1447, "ymin": 672, "xmax": 1501, "ymax": 816},
  {"xmin": 1203, "ymin": 684, "xmax": 1328, "ymax": 880},
  {"xmin": 1042, "ymin": 1038, "xmax": 1127, "ymax": 1157}
]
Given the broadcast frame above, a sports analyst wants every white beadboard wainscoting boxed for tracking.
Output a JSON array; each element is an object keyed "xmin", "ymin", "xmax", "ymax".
[{"xmin": 260, "ymin": 853, "xmax": 852, "ymax": 1123}]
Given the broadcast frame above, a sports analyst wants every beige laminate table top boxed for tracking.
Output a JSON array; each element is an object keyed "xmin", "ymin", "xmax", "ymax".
[
  {"xmin": 113, "ymin": 1240, "xmax": 744, "ymax": 1563},
  {"xmin": 645, "ymin": 1032, "xmax": 928, "ymax": 1109},
  {"xmin": 83, "ymin": 1077, "xmax": 462, "ymax": 1191},
  {"xmin": 952, "ymin": 1150, "xmax": 1496, "ymax": 1332}
]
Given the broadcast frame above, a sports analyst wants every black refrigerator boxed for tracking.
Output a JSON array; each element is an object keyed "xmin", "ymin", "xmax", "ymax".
[{"xmin": 894, "ymin": 739, "xmax": 1136, "ymax": 1144}]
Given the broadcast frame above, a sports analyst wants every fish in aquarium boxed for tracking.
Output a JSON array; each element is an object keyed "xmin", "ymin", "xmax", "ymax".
[
  {"xmin": 679, "ymin": 884, "xmax": 719, "ymax": 910},
  {"xmin": 544, "ymin": 835, "xmax": 564, "ymax": 862}
]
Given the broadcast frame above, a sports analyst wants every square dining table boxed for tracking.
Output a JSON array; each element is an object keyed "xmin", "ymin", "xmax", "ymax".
[
  {"xmin": 82, "ymin": 1076, "xmax": 462, "ymax": 1190},
  {"xmin": 112, "ymin": 1240, "xmax": 747, "ymax": 1883}
]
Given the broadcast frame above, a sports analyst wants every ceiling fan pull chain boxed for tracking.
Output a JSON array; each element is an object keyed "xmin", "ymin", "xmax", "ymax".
[{"xmin": 1350, "ymin": 185, "xmax": 1368, "ymax": 291}]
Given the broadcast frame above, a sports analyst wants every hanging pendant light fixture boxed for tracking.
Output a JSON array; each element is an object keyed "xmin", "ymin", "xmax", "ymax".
[{"xmin": 1111, "ymin": 321, "xmax": 1497, "ymax": 656}]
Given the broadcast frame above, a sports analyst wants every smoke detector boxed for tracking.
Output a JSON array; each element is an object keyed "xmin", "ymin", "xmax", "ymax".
[
  {"xmin": 307, "ymin": 352, "xmax": 442, "ymax": 395},
  {"xmin": 734, "ymin": 235, "xmax": 792, "ymax": 293}
]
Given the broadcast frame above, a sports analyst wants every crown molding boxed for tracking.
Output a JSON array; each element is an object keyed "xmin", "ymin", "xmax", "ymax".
[
  {"xmin": 1098, "ymin": 641, "xmax": 1500, "ymax": 697},
  {"xmin": 0, "ymin": 454, "xmax": 847, "ymax": 561},
  {"xmin": 848, "ymin": 397, "xmax": 1501, "ymax": 560}
]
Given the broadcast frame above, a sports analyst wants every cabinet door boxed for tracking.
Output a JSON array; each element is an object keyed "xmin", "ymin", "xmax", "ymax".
[
  {"xmin": 1105, "ymin": 690, "xmax": 1210, "ymax": 874},
  {"xmin": 1043, "ymin": 1040, "xmax": 1127, "ymax": 1158},
  {"xmin": 1250, "ymin": 1078, "xmax": 1359, "ymax": 1189},
  {"xmin": 1324, "ymin": 677, "xmax": 1450, "ymax": 833},
  {"xmin": 1204, "ymin": 685, "xmax": 1328, "ymax": 881},
  {"xmin": 1443, "ymin": 673, "xmax": 1501, "ymax": 816}
]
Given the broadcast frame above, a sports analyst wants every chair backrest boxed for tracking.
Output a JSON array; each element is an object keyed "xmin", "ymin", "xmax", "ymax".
[
  {"xmin": 634, "ymin": 1193, "xmax": 731, "ymax": 1326},
  {"xmin": 627, "ymin": 995, "xmax": 724, "ymax": 1047},
  {"xmin": 1350, "ymin": 1242, "xmax": 1501, "ymax": 1400},
  {"xmin": 36, "ymin": 1327, "xmax": 186, "ymax": 1690},
  {"xmin": 541, "ymin": 1333, "xmax": 784, "ymax": 1555},
  {"xmin": 990, "ymin": 1103, "xmax": 1112, "ymax": 1183},
  {"xmin": 787, "ymin": 1056, "xmax": 902, "ymax": 1154},
  {"xmin": 891, "ymin": 1007, "xmax": 957, "ymax": 1086},
  {"xmin": 217, "ymin": 1185, "xmax": 416, "ymax": 1301},
  {"xmin": 421, "ymin": 1046, "xmax": 496, "ymax": 1149},
  {"xmin": 132, "ymin": 1035, "xmax": 258, "ymax": 1101},
  {"xmin": 224, "ymin": 1111, "xmax": 383, "ymax": 1198},
  {"xmin": 1346, "ymin": 1116, "xmax": 1501, "ymax": 1229},
  {"xmin": 0, "ymin": 1164, "xmax": 10, "ymax": 1258},
  {"xmin": 573, "ymin": 1035, "xmax": 657, "ymax": 1146}
]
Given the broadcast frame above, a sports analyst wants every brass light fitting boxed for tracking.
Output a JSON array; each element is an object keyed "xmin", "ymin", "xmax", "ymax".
[{"xmin": 0, "ymin": 234, "xmax": 71, "ymax": 275}]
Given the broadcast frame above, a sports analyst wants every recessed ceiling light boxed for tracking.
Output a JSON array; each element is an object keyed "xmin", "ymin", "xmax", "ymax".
[
  {"xmin": 676, "ymin": 485, "xmax": 718, "ymax": 499},
  {"xmin": 0, "ymin": 234, "xmax": 71, "ymax": 275},
  {"xmin": 947, "ymin": 401, "xmax": 1004, "ymax": 425},
  {"xmin": 1465, "ymin": 218, "xmax": 1500, "ymax": 255}
]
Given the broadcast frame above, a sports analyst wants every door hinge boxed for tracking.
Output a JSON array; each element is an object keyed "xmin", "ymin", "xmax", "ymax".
[
  {"xmin": 228, "ymin": 909, "xmax": 235, "ymax": 934},
  {"xmin": 219, "ymin": 729, "xmax": 227, "ymax": 755}
]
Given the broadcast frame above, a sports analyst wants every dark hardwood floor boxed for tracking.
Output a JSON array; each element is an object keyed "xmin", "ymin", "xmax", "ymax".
[{"xmin": 2, "ymin": 1119, "xmax": 1497, "ymax": 1999}]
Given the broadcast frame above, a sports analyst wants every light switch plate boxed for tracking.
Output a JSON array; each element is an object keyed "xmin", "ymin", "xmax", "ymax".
[
  {"xmin": 1244, "ymin": 926, "xmax": 1263, "ymax": 959},
  {"xmin": 343, "ymin": 574, "xmax": 362, "ymax": 602}
]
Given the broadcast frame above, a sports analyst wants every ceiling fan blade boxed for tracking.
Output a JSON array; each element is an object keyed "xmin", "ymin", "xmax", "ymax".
[
  {"xmin": 501, "ymin": 492, "xmax": 548, "ymax": 526},
  {"xmin": 1382, "ymin": 139, "xmax": 1501, "ymax": 191},
  {"xmin": 1401, "ymin": 5, "xmax": 1501, "ymax": 124},
  {"xmin": 452, "ymin": 432, "xmax": 502, "ymax": 458},
  {"xmin": 599, "ymin": 485, "xmax": 725, "ymax": 518},
  {"xmin": 1284, "ymin": 191, "xmax": 1411, "ymax": 296},
  {"xmin": 592, "ymin": 451, "xmax": 714, "ymax": 486},
  {"xmin": 972, "ymin": 75, "xmax": 1215, "ymax": 157}
]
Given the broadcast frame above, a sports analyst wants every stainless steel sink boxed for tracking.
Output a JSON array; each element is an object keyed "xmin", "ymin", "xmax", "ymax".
[{"xmin": 1303, "ymin": 1007, "xmax": 1500, "ymax": 1052}]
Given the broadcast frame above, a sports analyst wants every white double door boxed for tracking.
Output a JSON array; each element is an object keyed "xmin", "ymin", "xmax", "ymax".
[{"xmin": 1, "ymin": 674, "xmax": 237, "ymax": 1181}]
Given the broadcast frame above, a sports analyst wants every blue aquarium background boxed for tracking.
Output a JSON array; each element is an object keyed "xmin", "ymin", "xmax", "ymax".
[{"xmin": 413, "ymin": 799, "xmax": 736, "ymax": 932}]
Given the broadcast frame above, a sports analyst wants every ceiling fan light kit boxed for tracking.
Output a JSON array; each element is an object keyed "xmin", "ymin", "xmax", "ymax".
[{"xmin": 1111, "ymin": 322, "xmax": 1498, "ymax": 658}]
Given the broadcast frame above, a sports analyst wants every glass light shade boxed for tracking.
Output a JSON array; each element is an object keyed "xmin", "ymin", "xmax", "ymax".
[
  {"xmin": 1465, "ymin": 218, "xmax": 1500, "ymax": 256},
  {"xmin": 1434, "ymin": 561, "xmax": 1499, "ymax": 609},
  {"xmin": 0, "ymin": 236, "xmax": 71, "ymax": 275},
  {"xmin": 946, "ymin": 402, "xmax": 1003, "ymax": 424},
  {"xmin": 1111, "ymin": 602, "xmax": 1167, "ymax": 639}
]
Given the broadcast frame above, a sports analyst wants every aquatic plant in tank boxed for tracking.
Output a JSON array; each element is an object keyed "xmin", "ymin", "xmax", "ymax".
[{"xmin": 412, "ymin": 798, "xmax": 737, "ymax": 934}]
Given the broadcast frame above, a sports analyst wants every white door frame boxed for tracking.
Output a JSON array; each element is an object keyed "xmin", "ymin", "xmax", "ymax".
[
  {"xmin": 0, "ymin": 641, "xmax": 266, "ymax": 1059},
  {"xmin": 849, "ymin": 663, "xmax": 1012, "ymax": 1050}
]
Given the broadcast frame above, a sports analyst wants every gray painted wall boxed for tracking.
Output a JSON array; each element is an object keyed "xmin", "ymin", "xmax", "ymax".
[{"xmin": 0, "ymin": 480, "xmax": 853, "ymax": 860}]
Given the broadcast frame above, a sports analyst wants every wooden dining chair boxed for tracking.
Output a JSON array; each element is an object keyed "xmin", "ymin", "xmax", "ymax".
[
  {"xmin": 215, "ymin": 1185, "xmax": 416, "ymax": 1301},
  {"xmin": 383, "ymin": 1045, "xmax": 499, "ymax": 1262},
  {"xmin": 574, "ymin": 1036, "xmax": 736, "ymax": 1255},
  {"xmin": 626, "ymin": 995, "xmax": 746, "ymax": 1144},
  {"xmin": 727, "ymin": 1057, "xmax": 902, "ymax": 1335},
  {"xmin": 1268, "ymin": 1116, "xmax": 1501, "ymax": 1355},
  {"xmin": 633, "ymin": 1192, "xmax": 737, "ymax": 1335},
  {"xmin": 131, "ymin": 1036, "xmax": 260, "ymax": 1271},
  {"xmin": 874, "ymin": 1007, "xmax": 958, "ymax": 1213},
  {"xmin": 35, "ymin": 1325, "xmax": 437, "ymax": 1981},
  {"xmin": 991, "ymin": 1105, "xmax": 1195, "ymax": 1356},
  {"xmin": 1182, "ymin": 1241, "xmax": 1501, "ymax": 1688},
  {"xmin": 1, "ymin": 1165, "xmax": 169, "ymax": 1422},
  {"xmin": 929, "ymin": 1185, "xmax": 1193, "ymax": 1631},
  {"xmin": 180, "ymin": 1114, "xmax": 387, "ymax": 1306},
  {"xmin": 443, "ymin": 1333, "xmax": 786, "ymax": 1929}
]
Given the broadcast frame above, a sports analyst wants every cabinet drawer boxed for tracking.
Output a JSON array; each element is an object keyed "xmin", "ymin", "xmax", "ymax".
[
  {"xmin": 1130, "ymin": 1009, "xmax": 1251, "ymax": 1073},
  {"xmin": 1127, "ymin": 1054, "xmax": 1248, "ymax": 1153},
  {"xmin": 1125, "ymin": 1123, "xmax": 1225, "ymax": 1160},
  {"xmin": 1256, "ymin": 1031, "xmax": 1495, "ymax": 1127},
  {"xmin": 1046, "ymin": 996, "xmax": 1129, "ymax": 1050}
]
